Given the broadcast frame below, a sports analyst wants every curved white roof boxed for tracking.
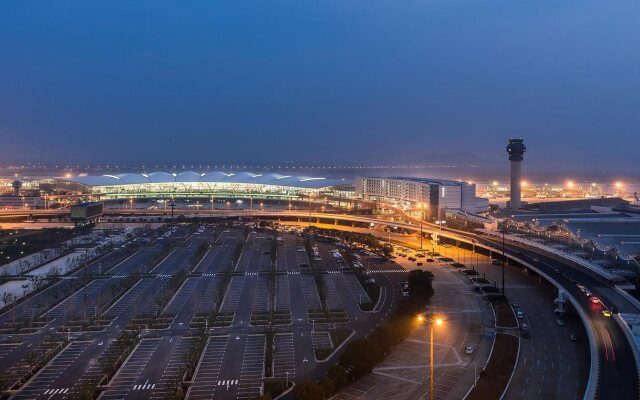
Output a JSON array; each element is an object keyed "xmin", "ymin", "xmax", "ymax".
[
  {"xmin": 175, "ymin": 171, "xmax": 201, "ymax": 183},
  {"xmin": 201, "ymin": 171, "xmax": 230, "ymax": 182},
  {"xmin": 67, "ymin": 171, "xmax": 346, "ymax": 189},
  {"xmin": 117, "ymin": 173, "xmax": 149, "ymax": 184},
  {"xmin": 147, "ymin": 172, "xmax": 174, "ymax": 183}
]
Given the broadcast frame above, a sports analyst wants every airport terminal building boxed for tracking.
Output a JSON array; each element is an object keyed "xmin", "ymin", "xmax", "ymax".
[
  {"xmin": 355, "ymin": 177, "xmax": 489, "ymax": 216},
  {"xmin": 62, "ymin": 171, "xmax": 347, "ymax": 200}
]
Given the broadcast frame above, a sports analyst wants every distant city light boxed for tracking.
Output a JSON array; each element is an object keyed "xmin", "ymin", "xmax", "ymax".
[{"xmin": 566, "ymin": 180, "xmax": 575, "ymax": 188}]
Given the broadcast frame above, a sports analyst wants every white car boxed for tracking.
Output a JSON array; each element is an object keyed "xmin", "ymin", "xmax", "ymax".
[{"xmin": 464, "ymin": 346, "xmax": 474, "ymax": 355}]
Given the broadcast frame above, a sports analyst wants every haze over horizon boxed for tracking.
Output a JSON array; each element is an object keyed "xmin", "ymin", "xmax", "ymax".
[{"xmin": 1, "ymin": 1, "xmax": 639, "ymax": 177}]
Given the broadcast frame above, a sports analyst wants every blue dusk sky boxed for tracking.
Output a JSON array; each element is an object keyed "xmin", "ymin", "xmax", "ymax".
[{"xmin": 0, "ymin": 1, "xmax": 638, "ymax": 176}]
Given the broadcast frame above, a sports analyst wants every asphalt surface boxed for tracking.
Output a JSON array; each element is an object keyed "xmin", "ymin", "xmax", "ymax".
[
  {"xmin": 471, "ymin": 233, "xmax": 640, "ymax": 400},
  {"xmin": 1, "ymin": 225, "xmax": 401, "ymax": 400}
]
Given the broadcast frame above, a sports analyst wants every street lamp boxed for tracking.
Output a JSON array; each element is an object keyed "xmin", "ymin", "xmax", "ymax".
[
  {"xmin": 417, "ymin": 203, "xmax": 425, "ymax": 250},
  {"xmin": 308, "ymin": 193, "xmax": 315, "ymax": 227},
  {"xmin": 417, "ymin": 313, "xmax": 444, "ymax": 400}
]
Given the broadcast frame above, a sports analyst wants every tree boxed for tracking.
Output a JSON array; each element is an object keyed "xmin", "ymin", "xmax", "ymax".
[
  {"xmin": 380, "ymin": 244, "xmax": 393, "ymax": 258},
  {"xmin": 293, "ymin": 381, "xmax": 323, "ymax": 400},
  {"xmin": 1, "ymin": 292, "xmax": 15, "ymax": 308},
  {"xmin": 319, "ymin": 377, "xmax": 336, "ymax": 398},
  {"xmin": 407, "ymin": 270, "xmax": 434, "ymax": 302}
]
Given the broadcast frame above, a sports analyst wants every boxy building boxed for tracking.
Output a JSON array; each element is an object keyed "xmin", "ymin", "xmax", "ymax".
[
  {"xmin": 355, "ymin": 177, "xmax": 488, "ymax": 217},
  {"xmin": 70, "ymin": 202, "xmax": 104, "ymax": 224}
]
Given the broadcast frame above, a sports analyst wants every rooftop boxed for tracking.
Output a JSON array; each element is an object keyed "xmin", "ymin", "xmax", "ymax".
[
  {"xmin": 67, "ymin": 171, "xmax": 348, "ymax": 189},
  {"xmin": 367, "ymin": 177, "xmax": 473, "ymax": 186}
]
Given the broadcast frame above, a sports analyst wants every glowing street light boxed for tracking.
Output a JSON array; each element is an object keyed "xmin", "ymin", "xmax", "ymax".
[
  {"xmin": 417, "ymin": 313, "xmax": 445, "ymax": 400},
  {"xmin": 417, "ymin": 202, "xmax": 427, "ymax": 250}
]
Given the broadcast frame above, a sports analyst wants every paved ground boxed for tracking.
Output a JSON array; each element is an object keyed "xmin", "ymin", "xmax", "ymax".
[
  {"xmin": 332, "ymin": 252, "xmax": 490, "ymax": 400},
  {"xmin": 329, "ymin": 228, "xmax": 589, "ymax": 400},
  {"xmin": 1, "ymin": 223, "xmax": 589, "ymax": 400}
]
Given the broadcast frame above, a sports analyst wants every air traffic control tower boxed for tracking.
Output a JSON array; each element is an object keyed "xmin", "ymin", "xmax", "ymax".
[{"xmin": 506, "ymin": 138, "xmax": 526, "ymax": 210}]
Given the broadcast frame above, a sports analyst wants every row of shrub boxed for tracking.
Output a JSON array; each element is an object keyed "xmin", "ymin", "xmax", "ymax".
[{"xmin": 291, "ymin": 269, "xmax": 434, "ymax": 400}]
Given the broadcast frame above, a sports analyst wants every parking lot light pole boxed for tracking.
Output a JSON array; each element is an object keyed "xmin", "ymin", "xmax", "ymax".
[
  {"xmin": 501, "ymin": 229, "xmax": 506, "ymax": 297},
  {"xmin": 430, "ymin": 317, "xmax": 443, "ymax": 400}
]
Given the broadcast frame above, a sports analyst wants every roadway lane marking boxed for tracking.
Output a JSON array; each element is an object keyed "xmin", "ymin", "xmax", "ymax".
[
  {"xmin": 44, "ymin": 388, "xmax": 69, "ymax": 394},
  {"xmin": 600, "ymin": 327, "xmax": 616, "ymax": 362}
]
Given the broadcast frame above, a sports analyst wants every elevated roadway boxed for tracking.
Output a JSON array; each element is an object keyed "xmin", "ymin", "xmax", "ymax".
[{"xmin": 2, "ymin": 207, "xmax": 639, "ymax": 399}]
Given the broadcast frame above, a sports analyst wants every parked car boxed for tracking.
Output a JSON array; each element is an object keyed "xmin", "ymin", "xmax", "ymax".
[
  {"xmin": 490, "ymin": 259, "xmax": 502, "ymax": 265},
  {"xmin": 570, "ymin": 333, "xmax": 579, "ymax": 342},
  {"xmin": 516, "ymin": 310, "xmax": 524, "ymax": 319},
  {"xmin": 464, "ymin": 346, "xmax": 474, "ymax": 355}
]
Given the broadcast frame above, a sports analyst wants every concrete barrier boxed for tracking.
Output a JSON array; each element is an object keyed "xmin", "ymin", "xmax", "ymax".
[{"xmin": 613, "ymin": 314, "xmax": 640, "ymax": 398}]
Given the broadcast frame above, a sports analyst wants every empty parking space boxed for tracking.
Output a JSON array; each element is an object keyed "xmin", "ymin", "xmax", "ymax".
[
  {"xmin": 104, "ymin": 279, "xmax": 154, "ymax": 318},
  {"xmin": 163, "ymin": 277, "xmax": 200, "ymax": 315},
  {"xmin": 12, "ymin": 341, "xmax": 91, "ymax": 400},
  {"xmin": 98, "ymin": 338, "xmax": 162, "ymax": 400},
  {"xmin": 44, "ymin": 280, "xmax": 105, "ymax": 321},
  {"xmin": 275, "ymin": 276, "xmax": 291, "ymax": 312},
  {"xmin": 237, "ymin": 334, "xmax": 265, "ymax": 399},
  {"xmin": 0, "ymin": 342, "xmax": 22, "ymax": 360},
  {"xmin": 343, "ymin": 274, "xmax": 371, "ymax": 304},
  {"xmin": 220, "ymin": 277, "xmax": 245, "ymax": 314},
  {"xmin": 150, "ymin": 337, "xmax": 193, "ymax": 400},
  {"xmin": 312, "ymin": 331, "xmax": 333, "ymax": 353},
  {"xmin": 194, "ymin": 277, "xmax": 223, "ymax": 314},
  {"xmin": 251, "ymin": 277, "xmax": 270, "ymax": 315},
  {"xmin": 186, "ymin": 335, "xmax": 229, "ymax": 400},
  {"xmin": 273, "ymin": 333, "xmax": 295, "ymax": 381},
  {"xmin": 149, "ymin": 248, "xmax": 188, "ymax": 274},
  {"xmin": 323, "ymin": 275, "xmax": 344, "ymax": 310},
  {"xmin": 300, "ymin": 275, "xmax": 322, "ymax": 311}
]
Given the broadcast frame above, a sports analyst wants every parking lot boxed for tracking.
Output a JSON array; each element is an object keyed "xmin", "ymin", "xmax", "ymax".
[
  {"xmin": 150, "ymin": 336, "xmax": 193, "ymax": 400},
  {"xmin": 236, "ymin": 334, "xmax": 266, "ymax": 399},
  {"xmin": 187, "ymin": 335, "xmax": 229, "ymax": 400},
  {"xmin": 98, "ymin": 338, "xmax": 163, "ymax": 400},
  {"xmin": 1, "ymin": 225, "xmax": 403, "ymax": 400},
  {"xmin": 273, "ymin": 333, "xmax": 296, "ymax": 380},
  {"xmin": 11, "ymin": 341, "xmax": 91, "ymax": 400}
]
